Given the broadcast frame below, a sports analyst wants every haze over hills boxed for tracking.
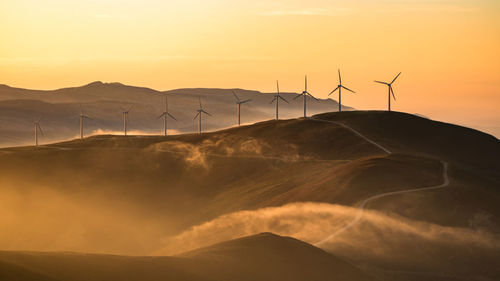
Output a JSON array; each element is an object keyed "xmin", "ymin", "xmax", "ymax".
[
  {"xmin": 0, "ymin": 82, "xmax": 347, "ymax": 147},
  {"xmin": 0, "ymin": 111, "xmax": 499, "ymax": 280}
]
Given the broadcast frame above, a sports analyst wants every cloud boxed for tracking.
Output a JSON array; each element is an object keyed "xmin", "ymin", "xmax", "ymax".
[
  {"xmin": 91, "ymin": 13, "xmax": 130, "ymax": 19},
  {"xmin": 375, "ymin": 4, "xmax": 479, "ymax": 14},
  {"xmin": 259, "ymin": 7, "xmax": 351, "ymax": 16}
]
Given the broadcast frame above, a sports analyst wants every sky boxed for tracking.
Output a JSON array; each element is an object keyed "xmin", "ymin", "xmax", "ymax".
[{"xmin": 1, "ymin": 0, "xmax": 499, "ymax": 136}]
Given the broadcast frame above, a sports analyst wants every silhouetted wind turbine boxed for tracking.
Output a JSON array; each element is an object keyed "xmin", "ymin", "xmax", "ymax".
[
  {"xmin": 270, "ymin": 80, "xmax": 289, "ymax": 120},
  {"xmin": 122, "ymin": 106, "xmax": 132, "ymax": 136},
  {"xmin": 194, "ymin": 97, "xmax": 212, "ymax": 134},
  {"xmin": 79, "ymin": 105, "xmax": 92, "ymax": 139},
  {"xmin": 328, "ymin": 69, "xmax": 355, "ymax": 112},
  {"xmin": 232, "ymin": 90, "xmax": 251, "ymax": 126},
  {"xmin": 34, "ymin": 118, "xmax": 44, "ymax": 147},
  {"xmin": 158, "ymin": 96, "xmax": 176, "ymax": 136},
  {"xmin": 375, "ymin": 72, "xmax": 401, "ymax": 111},
  {"xmin": 294, "ymin": 75, "xmax": 317, "ymax": 117}
]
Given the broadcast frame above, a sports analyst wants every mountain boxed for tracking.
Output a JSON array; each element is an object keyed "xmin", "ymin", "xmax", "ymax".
[
  {"xmin": 0, "ymin": 82, "xmax": 347, "ymax": 146},
  {"xmin": 0, "ymin": 111, "xmax": 498, "ymax": 280},
  {"xmin": 0, "ymin": 233, "xmax": 374, "ymax": 281}
]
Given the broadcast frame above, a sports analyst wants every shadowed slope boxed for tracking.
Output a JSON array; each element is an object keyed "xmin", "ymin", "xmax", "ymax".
[
  {"xmin": 0, "ymin": 233, "xmax": 374, "ymax": 281},
  {"xmin": 0, "ymin": 260, "xmax": 59, "ymax": 281}
]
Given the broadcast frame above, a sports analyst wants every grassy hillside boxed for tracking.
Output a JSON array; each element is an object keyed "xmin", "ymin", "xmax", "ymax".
[{"xmin": 0, "ymin": 111, "xmax": 498, "ymax": 280}]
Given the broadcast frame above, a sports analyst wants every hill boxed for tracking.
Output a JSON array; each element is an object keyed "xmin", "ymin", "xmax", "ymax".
[
  {"xmin": 0, "ymin": 233, "xmax": 374, "ymax": 281},
  {"xmin": 0, "ymin": 111, "xmax": 498, "ymax": 280},
  {"xmin": 0, "ymin": 82, "xmax": 346, "ymax": 146}
]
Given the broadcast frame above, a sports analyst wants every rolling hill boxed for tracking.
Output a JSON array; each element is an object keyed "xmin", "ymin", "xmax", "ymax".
[
  {"xmin": 0, "ymin": 111, "xmax": 498, "ymax": 280},
  {"xmin": 0, "ymin": 233, "xmax": 374, "ymax": 281}
]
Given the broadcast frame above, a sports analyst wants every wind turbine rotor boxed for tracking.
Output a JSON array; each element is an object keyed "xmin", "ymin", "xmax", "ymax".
[
  {"xmin": 329, "ymin": 86, "xmax": 340, "ymax": 95},
  {"xmin": 341, "ymin": 85, "xmax": 356, "ymax": 93},
  {"xmin": 232, "ymin": 91, "xmax": 241, "ymax": 102},
  {"xmin": 307, "ymin": 93, "xmax": 318, "ymax": 101},
  {"xmin": 167, "ymin": 112, "xmax": 177, "ymax": 121},
  {"xmin": 391, "ymin": 72, "xmax": 402, "ymax": 84},
  {"xmin": 390, "ymin": 86, "xmax": 396, "ymax": 100},
  {"xmin": 201, "ymin": 109, "xmax": 212, "ymax": 116}
]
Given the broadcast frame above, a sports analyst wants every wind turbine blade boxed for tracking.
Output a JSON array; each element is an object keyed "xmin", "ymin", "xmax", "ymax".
[
  {"xmin": 241, "ymin": 99, "xmax": 252, "ymax": 104},
  {"xmin": 193, "ymin": 112, "xmax": 200, "ymax": 120},
  {"xmin": 374, "ymin": 80, "xmax": 388, "ymax": 85},
  {"xmin": 293, "ymin": 94, "xmax": 302, "ymax": 100},
  {"xmin": 38, "ymin": 124, "xmax": 44, "ymax": 136},
  {"xmin": 391, "ymin": 72, "xmax": 402, "ymax": 84},
  {"xmin": 307, "ymin": 93, "xmax": 318, "ymax": 101},
  {"xmin": 305, "ymin": 75, "xmax": 308, "ymax": 91},
  {"xmin": 202, "ymin": 109, "xmax": 212, "ymax": 116},
  {"xmin": 279, "ymin": 95, "xmax": 289, "ymax": 103},
  {"xmin": 157, "ymin": 112, "xmax": 166, "ymax": 119},
  {"xmin": 127, "ymin": 105, "xmax": 133, "ymax": 112},
  {"xmin": 232, "ymin": 91, "xmax": 240, "ymax": 101},
  {"xmin": 276, "ymin": 80, "xmax": 280, "ymax": 94},
  {"xmin": 167, "ymin": 112, "xmax": 177, "ymax": 121},
  {"xmin": 328, "ymin": 86, "xmax": 339, "ymax": 95},
  {"xmin": 390, "ymin": 86, "xmax": 396, "ymax": 100},
  {"xmin": 338, "ymin": 69, "xmax": 342, "ymax": 84},
  {"xmin": 341, "ymin": 85, "xmax": 355, "ymax": 93},
  {"xmin": 84, "ymin": 115, "xmax": 94, "ymax": 120}
]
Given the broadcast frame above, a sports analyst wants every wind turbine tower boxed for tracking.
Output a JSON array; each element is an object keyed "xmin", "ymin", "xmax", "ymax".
[
  {"xmin": 270, "ymin": 81, "xmax": 289, "ymax": 120},
  {"xmin": 194, "ymin": 97, "xmax": 212, "ymax": 134},
  {"xmin": 328, "ymin": 69, "xmax": 355, "ymax": 112},
  {"xmin": 122, "ymin": 106, "xmax": 132, "ymax": 136},
  {"xmin": 294, "ymin": 75, "xmax": 317, "ymax": 117},
  {"xmin": 79, "ymin": 105, "xmax": 92, "ymax": 139},
  {"xmin": 158, "ymin": 96, "xmax": 177, "ymax": 136},
  {"xmin": 232, "ymin": 90, "xmax": 252, "ymax": 126},
  {"xmin": 34, "ymin": 119, "xmax": 43, "ymax": 147},
  {"xmin": 375, "ymin": 72, "xmax": 401, "ymax": 111}
]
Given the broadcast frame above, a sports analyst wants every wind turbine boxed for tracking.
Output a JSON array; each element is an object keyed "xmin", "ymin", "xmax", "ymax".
[
  {"xmin": 375, "ymin": 72, "xmax": 401, "ymax": 111},
  {"xmin": 122, "ymin": 106, "xmax": 132, "ymax": 136},
  {"xmin": 158, "ymin": 96, "xmax": 177, "ymax": 136},
  {"xmin": 79, "ymin": 105, "xmax": 92, "ymax": 139},
  {"xmin": 270, "ymin": 80, "xmax": 289, "ymax": 120},
  {"xmin": 232, "ymin": 90, "xmax": 251, "ymax": 126},
  {"xmin": 34, "ymin": 118, "xmax": 43, "ymax": 147},
  {"xmin": 294, "ymin": 75, "xmax": 317, "ymax": 117},
  {"xmin": 193, "ymin": 97, "xmax": 212, "ymax": 134},
  {"xmin": 328, "ymin": 69, "xmax": 355, "ymax": 112}
]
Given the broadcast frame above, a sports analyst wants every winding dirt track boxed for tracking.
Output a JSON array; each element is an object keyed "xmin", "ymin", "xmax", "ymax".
[
  {"xmin": 36, "ymin": 117, "xmax": 450, "ymax": 248},
  {"xmin": 310, "ymin": 117, "xmax": 450, "ymax": 246}
]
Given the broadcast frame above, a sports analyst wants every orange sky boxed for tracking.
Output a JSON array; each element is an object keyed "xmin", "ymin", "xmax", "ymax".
[{"xmin": 1, "ymin": 0, "xmax": 499, "ymax": 135}]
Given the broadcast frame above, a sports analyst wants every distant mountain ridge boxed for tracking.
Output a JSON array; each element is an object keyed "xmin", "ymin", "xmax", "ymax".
[{"xmin": 0, "ymin": 81, "xmax": 347, "ymax": 146}]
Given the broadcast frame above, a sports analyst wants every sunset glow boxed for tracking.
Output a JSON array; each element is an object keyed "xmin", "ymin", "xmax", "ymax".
[{"xmin": 1, "ymin": 0, "xmax": 499, "ymax": 134}]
